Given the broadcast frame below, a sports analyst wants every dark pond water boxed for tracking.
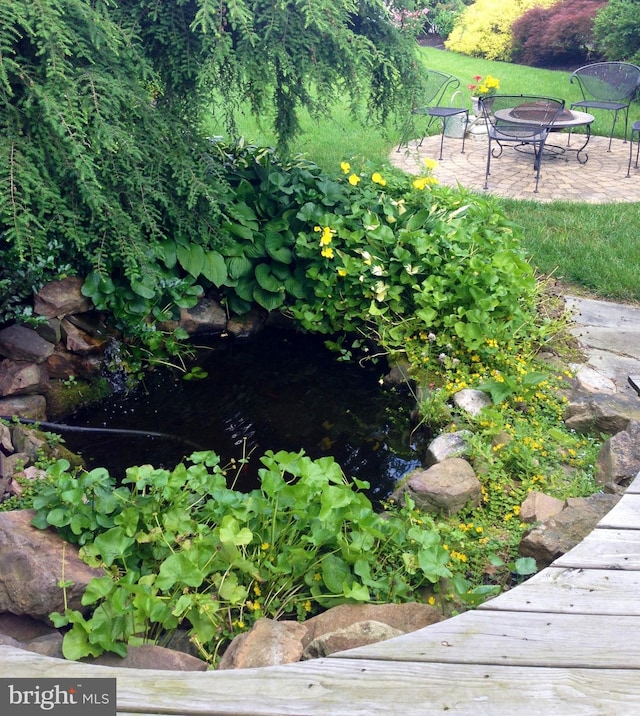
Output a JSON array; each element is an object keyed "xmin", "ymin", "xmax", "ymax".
[{"xmin": 60, "ymin": 328, "xmax": 427, "ymax": 502}]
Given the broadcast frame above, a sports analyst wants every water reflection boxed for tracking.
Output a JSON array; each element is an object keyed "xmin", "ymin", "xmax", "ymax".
[{"xmin": 62, "ymin": 328, "xmax": 427, "ymax": 502}]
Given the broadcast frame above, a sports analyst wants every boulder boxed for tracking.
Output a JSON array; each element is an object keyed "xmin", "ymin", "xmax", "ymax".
[
  {"xmin": 519, "ymin": 493, "xmax": 621, "ymax": 568},
  {"xmin": 452, "ymin": 388, "xmax": 492, "ymax": 417},
  {"xmin": 33, "ymin": 277, "xmax": 92, "ymax": 319},
  {"xmin": 427, "ymin": 430, "xmax": 473, "ymax": 463},
  {"xmin": 302, "ymin": 620, "xmax": 404, "ymax": 660},
  {"xmin": 0, "ymin": 510, "xmax": 105, "ymax": 620},
  {"xmin": 217, "ymin": 618, "xmax": 307, "ymax": 670},
  {"xmin": 0, "ymin": 325, "xmax": 54, "ymax": 364},
  {"xmin": 519, "ymin": 491, "xmax": 565, "ymax": 524},
  {"xmin": 595, "ymin": 421, "xmax": 640, "ymax": 487},
  {"xmin": 392, "ymin": 458, "xmax": 482, "ymax": 515},
  {"xmin": 564, "ymin": 393, "xmax": 640, "ymax": 435},
  {"xmin": 0, "ymin": 360, "xmax": 50, "ymax": 397}
]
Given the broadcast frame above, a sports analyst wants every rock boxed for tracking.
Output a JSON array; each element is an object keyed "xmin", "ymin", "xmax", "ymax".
[
  {"xmin": 0, "ymin": 612, "xmax": 58, "ymax": 642},
  {"xmin": 302, "ymin": 602, "xmax": 443, "ymax": 647},
  {"xmin": 179, "ymin": 297, "xmax": 227, "ymax": 336},
  {"xmin": 84, "ymin": 643, "xmax": 208, "ymax": 671},
  {"xmin": 0, "ymin": 509, "xmax": 105, "ymax": 620},
  {"xmin": 302, "ymin": 620, "xmax": 404, "ymax": 660},
  {"xmin": 33, "ymin": 277, "xmax": 92, "ymax": 319},
  {"xmin": 226, "ymin": 308, "xmax": 268, "ymax": 338},
  {"xmin": 452, "ymin": 388, "xmax": 492, "ymax": 416},
  {"xmin": 569, "ymin": 364, "xmax": 617, "ymax": 395},
  {"xmin": 61, "ymin": 319, "xmax": 107, "ymax": 355},
  {"xmin": 0, "ymin": 395, "xmax": 47, "ymax": 421},
  {"xmin": 392, "ymin": 458, "xmax": 482, "ymax": 515},
  {"xmin": 519, "ymin": 493, "xmax": 621, "ymax": 568},
  {"xmin": 427, "ymin": 430, "xmax": 473, "ymax": 463},
  {"xmin": 0, "ymin": 360, "xmax": 50, "ymax": 397},
  {"xmin": 22, "ymin": 632, "xmax": 65, "ymax": 659},
  {"xmin": 0, "ymin": 325, "xmax": 54, "ymax": 364},
  {"xmin": 519, "ymin": 491, "xmax": 565, "ymax": 524},
  {"xmin": 217, "ymin": 618, "xmax": 308, "ymax": 670},
  {"xmin": 595, "ymin": 421, "xmax": 640, "ymax": 487},
  {"xmin": 564, "ymin": 393, "xmax": 640, "ymax": 435}
]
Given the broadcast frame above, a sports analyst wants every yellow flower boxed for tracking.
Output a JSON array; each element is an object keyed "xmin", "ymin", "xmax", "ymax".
[
  {"xmin": 303, "ymin": 600, "xmax": 312, "ymax": 613},
  {"xmin": 337, "ymin": 267, "xmax": 347, "ymax": 277},
  {"xmin": 424, "ymin": 157, "xmax": 438, "ymax": 170},
  {"xmin": 348, "ymin": 173, "xmax": 361, "ymax": 186},
  {"xmin": 321, "ymin": 246, "xmax": 334, "ymax": 259},
  {"xmin": 371, "ymin": 172, "xmax": 386, "ymax": 186},
  {"xmin": 253, "ymin": 584, "xmax": 262, "ymax": 596},
  {"xmin": 340, "ymin": 161, "xmax": 351, "ymax": 174},
  {"xmin": 427, "ymin": 596, "xmax": 436, "ymax": 606},
  {"xmin": 261, "ymin": 542, "xmax": 270, "ymax": 551},
  {"xmin": 413, "ymin": 177, "xmax": 428, "ymax": 191},
  {"xmin": 320, "ymin": 226, "xmax": 334, "ymax": 245}
]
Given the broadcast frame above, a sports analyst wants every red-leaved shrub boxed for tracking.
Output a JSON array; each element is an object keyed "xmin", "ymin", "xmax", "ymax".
[{"xmin": 512, "ymin": 0, "xmax": 607, "ymax": 67}]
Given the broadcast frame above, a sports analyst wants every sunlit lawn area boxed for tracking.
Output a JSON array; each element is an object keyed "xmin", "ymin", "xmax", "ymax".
[{"xmin": 205, "ymin": 45, "xmax": 640, "ymax": 305}]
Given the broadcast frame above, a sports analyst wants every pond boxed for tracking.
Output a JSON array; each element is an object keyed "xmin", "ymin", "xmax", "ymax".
[{"xmin": 61, "ymin": 328, "xmax": 428, "ymax": 503}]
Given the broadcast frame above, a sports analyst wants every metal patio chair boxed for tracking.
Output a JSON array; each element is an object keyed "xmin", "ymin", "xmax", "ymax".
[
  {"xmin": 397, "ymin": 69, "xmax": 468, "ymax": 160},
  {"xmin": 570, "ymin": 62, "xmax": 640, "ymax": 151},
  {"xmin": 480, "ymin": 94, "xmax": 566, "ymax": 193}
]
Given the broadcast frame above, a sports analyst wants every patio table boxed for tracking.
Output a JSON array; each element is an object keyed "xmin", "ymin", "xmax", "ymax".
[{"xmin": 494, "ymin": 107, "xmax": 595, "ymax": 163}]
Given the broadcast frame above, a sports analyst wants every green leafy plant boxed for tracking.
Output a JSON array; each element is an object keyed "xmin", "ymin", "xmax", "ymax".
[{"xmin": 32, "ymin": 450, "xmax": 459, "ymax": 665}]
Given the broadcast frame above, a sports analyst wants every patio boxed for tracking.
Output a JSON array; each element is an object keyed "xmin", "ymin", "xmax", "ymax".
[{"xmin": 391, "ymin": 130, "xmax": 640, "ymax": 203}]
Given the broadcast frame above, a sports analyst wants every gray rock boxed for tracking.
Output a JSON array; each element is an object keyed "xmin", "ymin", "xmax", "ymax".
[
  {"xmin": 427, "ymin": 430, "xmax": 473, "ymax": 463},
  {"xmin": 0, "ymin": 325, "xmax": 54, "ymax": 364},
  {"xmin": 452, "ymin": 388, "xmax": 492, "ymax": 416},
  {"xmin": 569, "ymin": 364, "xmax": 617, "ymax": 395},
  {"xmin": 392, "ymin": 458, "xmax": 482, "ymax": 515},
  {"xmin": 0, "ymin": 395, "xmax": 47, "ymax": 421},
  {"xmin": 84, "ymin": 643, "xmax": 208, "ymax": 671},
  {"xmin": 302, "ymin": 620, "xmax": 404, "ymax": 660},
  {"xmin": 564, "ymin": 393, "xmax": 640, "ymax": 435},
  {"xmin": 595, "ymin": 421, "xmax": 640, "ymax": 487},
  {"xmin": 179, "ymin": 296, "xmax": 227, "ymax": 336}
]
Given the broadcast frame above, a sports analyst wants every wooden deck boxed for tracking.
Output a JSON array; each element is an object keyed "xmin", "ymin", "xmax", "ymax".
[{"xmin": 3, "ymin": 472, "xmax": 640, "ymax": 715}]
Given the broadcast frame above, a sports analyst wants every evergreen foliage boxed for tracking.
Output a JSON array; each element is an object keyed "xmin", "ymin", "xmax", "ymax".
[{"xmin": 0, "ymin": 0, "xmax": 421, "ymax": 332}]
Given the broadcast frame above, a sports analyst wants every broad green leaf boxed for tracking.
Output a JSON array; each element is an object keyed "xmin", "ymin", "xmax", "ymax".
[
  {"xmin": 201, "ymin": 250, "xmax": 228, "ymax": 285},
  {"xmin": 93, "ymin": 527, "xmax": 136, "ymax": 566},
  {"xmin": 156, "ymin": 552, "xmax": 205, "ymax": 590},
  {"xmin": 177, "ymin": 243, "xmax": 205, "ymax": 278}
]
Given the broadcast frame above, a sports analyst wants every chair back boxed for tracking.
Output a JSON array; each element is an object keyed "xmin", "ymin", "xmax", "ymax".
[
  {"xmin": 570, "ymin": 62, "xmax": 640, "ymax": 104},
  {"xmin": 411, "ymin": 69, "xmax": 460, "ymax": 111},
  {"xmin": 480, "ymin": 95, "xmax": 566, "ymax": 140}
]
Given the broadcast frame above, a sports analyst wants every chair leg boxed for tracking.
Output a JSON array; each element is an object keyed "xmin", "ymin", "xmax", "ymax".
[{"xmin": 484, "ymin": 141, "xmax": 491, "ymax": 190}]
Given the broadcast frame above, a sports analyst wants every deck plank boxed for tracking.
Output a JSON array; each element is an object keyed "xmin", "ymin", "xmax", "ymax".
[
  {"xmin": 2, "ymin": 645, "xmax": 640, "ymax": 716},
  {"xmin": 477, "ymin": 566, "xmax": 640, "ymax": 614},
  {"xmin": 329, "ymin": 609, "xmax": 640, "ymax": 668},
  {"xmin": 553, "ymin": 528, "xmax": 640, "ymax": 569},
  {"xmin": 595, "ymin": 494, "xmax": 640, "ymax": 529}
]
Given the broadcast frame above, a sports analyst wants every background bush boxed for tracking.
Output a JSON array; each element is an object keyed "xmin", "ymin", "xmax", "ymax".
[
  {"xmin": 592, "ymin": 0, "xmax": 640, "ymax": 63},
  {"xmin": 511, "ymin": 0, "xmax": 606, "ymax": 67}
]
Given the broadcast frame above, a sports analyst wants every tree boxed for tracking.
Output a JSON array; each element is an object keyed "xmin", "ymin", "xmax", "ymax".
[{"xmin": 0, "ymin": 0, "xmax": 421, "ymax": 329}]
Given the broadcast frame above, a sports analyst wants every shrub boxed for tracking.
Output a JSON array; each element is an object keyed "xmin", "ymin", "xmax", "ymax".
[
  {"xmin": 592, "ymin": 0, "xmax": 640, "ymax": 64},
  {"xmin": 511, "ymin": 0, "xmax": 607, "ymax": 67},
  {"xmin": 445, "ymin": 0, "xmax": 560, "ymax": 61}
]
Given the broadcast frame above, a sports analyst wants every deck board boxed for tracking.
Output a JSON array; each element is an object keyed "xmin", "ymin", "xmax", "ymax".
[
  {"xmin": 2, "ymin": 471, "xmax": 640, "ymax": 714},
  {"xmin": 3, "ymin": 646, "xmax": 640, "ymax": 716}
]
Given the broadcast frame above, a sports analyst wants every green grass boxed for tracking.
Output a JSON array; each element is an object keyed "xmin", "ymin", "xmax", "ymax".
[{"xmin": 204, "ymin": 46, "xmax": 640, "ymax": 303}]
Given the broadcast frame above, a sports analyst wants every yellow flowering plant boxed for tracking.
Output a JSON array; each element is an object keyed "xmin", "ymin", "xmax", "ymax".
[{"xmin": 468, "ymin": 74, "xmax": 500, "ymax": 98}]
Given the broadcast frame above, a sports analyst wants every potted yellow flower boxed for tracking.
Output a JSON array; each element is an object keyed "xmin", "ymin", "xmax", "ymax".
[{"xmin": 468, "ymin": 74, "xmax": 500, "ymax": 116}]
